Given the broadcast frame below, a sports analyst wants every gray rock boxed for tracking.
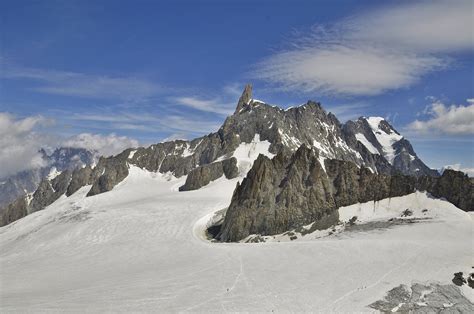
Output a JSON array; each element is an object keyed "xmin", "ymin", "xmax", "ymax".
[
  {"xmin": 66, "ymin": 166, "xmax": 96, "ymax": 196},
  {"xmin": 430, "ymin": 169, "xmax": 473, "ymax": 211},
  {"xmin": 0, "ymin": 197, "xmax": 28, "ymax": 227},
  {"xmin": 218, "ymin": 144, "xmax": 473, "ymax": 242},
  {"xmin": 234, "ymin": 83, "xmax": 252, "ymax": 114},
  {"xmin": 30, "ymin": 170, "xmax": 72, "ymax": 213},
  {"xmin": 369, "ymin": 283, "xmax": 474, "ymax": 313},
  {"xmin": 219, "ymin": 145, "xmax": 339, "ymax": 242},
  {"xmin": 179, "ymin": 158, "xmax": 238, "ymax": 191}
]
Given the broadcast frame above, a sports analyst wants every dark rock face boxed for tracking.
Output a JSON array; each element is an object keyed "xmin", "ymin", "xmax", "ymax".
[
  {"xmin": 29, "ymin": 170, "xmax": 72, "ymax": 214},
  {"xmin": 0, "ymin": 197, "xmax": 28, "ymax": 227},
  {"xmin": 431, "ymin": 169, "xmax": 473, "ymax": 211},
  {"xmin": 218, "ymin": 146, "xmax": 473, "ymax": 242},
  {"xmin": 234, "ymin": 83, "xmax": 252, "ymax": 114},
  {"xmin": 179, "ymin": 158, "xmax": 238, "ymax": 191},
  {"xmin": 66, "ymin": 166, "xmax": 95, "ymax": 197},
  {"xmin": 219, "ymin": 146, "xmax": 339, "ymax": 242},
  {"xmin": 87, "ymin": 151, "xmax": 130, "ymax": 197}
]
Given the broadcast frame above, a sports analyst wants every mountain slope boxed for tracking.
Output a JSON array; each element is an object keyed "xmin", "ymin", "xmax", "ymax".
[{"xmin": 0, "ymin": 166, "xmax": 472, "ymax": 312}]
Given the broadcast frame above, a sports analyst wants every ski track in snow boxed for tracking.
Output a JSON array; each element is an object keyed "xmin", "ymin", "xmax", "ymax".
[{"xmin": 0, "ymin": 166, "xmax": 472, "ymax": 312}]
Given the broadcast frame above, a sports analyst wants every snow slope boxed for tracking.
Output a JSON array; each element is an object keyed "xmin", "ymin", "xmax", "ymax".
[
  {"xmin": 366, "ymin": 117, "xmax": 403, "ymax": 164},
  {"xmin": 0, "ymin": 166, "xmax": 472, "ymax": 312},
  {"xmin": 355, "ymin": 133, "xmax": 379, "ymax": 155}
]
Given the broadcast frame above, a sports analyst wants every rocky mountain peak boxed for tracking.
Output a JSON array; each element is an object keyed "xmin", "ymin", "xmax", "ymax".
[{"xmin": 234, "ymin": 83, "xmax": 253, "ymax": 114}]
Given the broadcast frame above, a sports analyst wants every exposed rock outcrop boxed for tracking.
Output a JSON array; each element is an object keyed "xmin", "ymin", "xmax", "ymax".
[
  {"xmin": 219, "ymin": 146, "xmax": 339, "ymax": 242},
  {"xmin": 218, "ymin": 146, "xmax": 473, "ymax": 242},
  {"xmin": 179, "ymin": 158, "xmax": 238, "ymax": 191},
  {"xmin": 0, "ymin": 197, "xmax": 28, "ymax": 227}
]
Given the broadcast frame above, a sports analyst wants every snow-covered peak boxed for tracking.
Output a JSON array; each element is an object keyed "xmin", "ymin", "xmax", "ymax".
[
  {"xmin": 365, "ymin": 116, "xmax": 385, "ymax": 129},
  {"xmin": 363, "ymin": 117, "xmax": 403, "ymax": 164}
]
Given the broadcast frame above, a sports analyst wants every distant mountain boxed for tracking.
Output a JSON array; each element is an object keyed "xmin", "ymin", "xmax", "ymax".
[
  {"xmin": 1, "ymin": 85, "xmax": 454, "ymax": 227},
  {"xmin": 0, "ymin": 147, "xmax": 95, "ymax": 208},
  {"xmin": 343, "ymin": 117, "xmax": 439, "ymax": 177}
]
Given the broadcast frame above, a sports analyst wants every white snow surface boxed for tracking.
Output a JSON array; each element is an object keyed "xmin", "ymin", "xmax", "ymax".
[
  {"xmin": 128, "ymin": 149, "xmax": 137, "ymax": 159},
  {"xmin": 366, "ymin": 117, "xmax": 403, "ymax": 164},
  {"xmin": 0, "ymin": 166, "xmax": 472, "ymax": 312},
  {"xmin": 355, "ymin": 133, "xmax": 380, "ymax": 155},
  {"xmin": 46, "ymin": 167, "xmax": 61, "ymax": 180},
  {"xmin": 226, "ymin": 134, "xmax": 274, "ymax": 176}
]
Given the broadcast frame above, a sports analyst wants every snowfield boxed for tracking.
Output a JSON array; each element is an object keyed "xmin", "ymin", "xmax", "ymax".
[{"xmin": 0, "ymin": 166, "xmax": 472, "ymax": 312}]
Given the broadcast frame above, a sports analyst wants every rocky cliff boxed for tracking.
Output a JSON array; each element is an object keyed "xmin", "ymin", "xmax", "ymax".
[{"xmin": 218, "ymin": 146, "xmax": 473, "ymax": 242}]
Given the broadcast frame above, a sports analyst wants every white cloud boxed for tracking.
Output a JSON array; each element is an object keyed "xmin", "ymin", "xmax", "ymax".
[
  {"xmin": 441, "ymin": 164, "xmax": 474, "ymax": 177},
  {"xmin": 253, "ymin": 0, "xmax": 472, "ymax": 96},
  {"xmin": 325, "ymin": 102, "xmax": 371, "ymax": 122},
  {"xmin": 62, "ymin": 133, "xmax": 139, "ymax": 157},
  {"xmin": 0, "ymin": 113, "xmax": 54, "ymax": 178},
  {"xmin": 349, "ymin": 0, "xmax": 473, "ymax": 53},
  {"xmin": 0, "ymin": 113, "xmax": 140, "ymax": 178},
  {"xmin": 407, "ymin": 100, "xmax": 474, "ymax": 135},
  {"xmin": 173, "ymin": 96, "xmax": 234, "ymax": 116},
  {"xmin": 2, "ymin": 66, "xmax": 163, "ymax": 101},
  {"xmin": 161, "ymin": 133, "xmax": 187, "ymax": 142},
  {"xmin": 70, "ymin": 111, "xmax": 220, "ymax": 135}
]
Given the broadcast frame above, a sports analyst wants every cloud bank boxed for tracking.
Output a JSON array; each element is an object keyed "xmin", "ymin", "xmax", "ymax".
[
  {"xmin": 62, "ymin": 133, "xmax": 139, "ymax": 157},
  {"xmin": 173, "ymin": 96, "xmax": 234, "ymax": 116},
  {"xmin": 0, "ymin": 113, "xmax": 139, "ymax": 178},
  {"xmin": 0, "ymin": 113, "xmax": 53, "ymax": 178},
  {"xmin": 407, "ymin": 100, "xmax": 474, "ymax": 135},
  {"xmin": 253, "ymin": 0, "xmax": 472, "ymax": 96}
]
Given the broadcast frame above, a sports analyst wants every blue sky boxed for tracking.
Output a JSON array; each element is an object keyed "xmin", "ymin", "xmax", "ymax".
[{"xmin": 0, "ymin": 0, "xmax": 473, "ymax": 176}]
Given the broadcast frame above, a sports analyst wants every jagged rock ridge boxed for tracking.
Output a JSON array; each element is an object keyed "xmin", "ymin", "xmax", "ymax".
[{"xmin": 218, "ymin": 145, "xmax": 473, "ymax": 242}]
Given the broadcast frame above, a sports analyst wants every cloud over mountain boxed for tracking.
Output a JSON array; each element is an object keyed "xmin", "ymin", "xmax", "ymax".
[{"xmin": 0, "ymin": 113, "xmax": 139, "ymax": 178}]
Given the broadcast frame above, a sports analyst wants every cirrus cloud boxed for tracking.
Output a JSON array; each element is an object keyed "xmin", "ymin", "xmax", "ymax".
[{"xmin": 253, "ymin": 0, "xmax": 473, "ymax": 97}]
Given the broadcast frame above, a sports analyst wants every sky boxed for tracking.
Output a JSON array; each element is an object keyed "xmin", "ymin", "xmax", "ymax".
[{"xmin": 0, "ymin": 0, "xmax": 473, "ymax": 178}]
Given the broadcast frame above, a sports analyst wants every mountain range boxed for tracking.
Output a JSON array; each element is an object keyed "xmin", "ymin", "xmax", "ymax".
[{"xmin": 0, "ymin": 85, "xmax": 471, "ymax": 231}]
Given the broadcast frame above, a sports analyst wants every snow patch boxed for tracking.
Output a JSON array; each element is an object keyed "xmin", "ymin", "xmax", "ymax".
[
  {"xmin": 355, "ymin": 133, "xmax": 379, "ymax": 155},
  {"xmin": 47, "ymin": 167, "xmax": 61, "ymax": 180},
  {"xmin": 128, "ymin": 150, "xmax": 137, "ymax": 159},
  {"xmin": 231, "ymin": 134, "xmax": 274, "ymax": 176}
]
